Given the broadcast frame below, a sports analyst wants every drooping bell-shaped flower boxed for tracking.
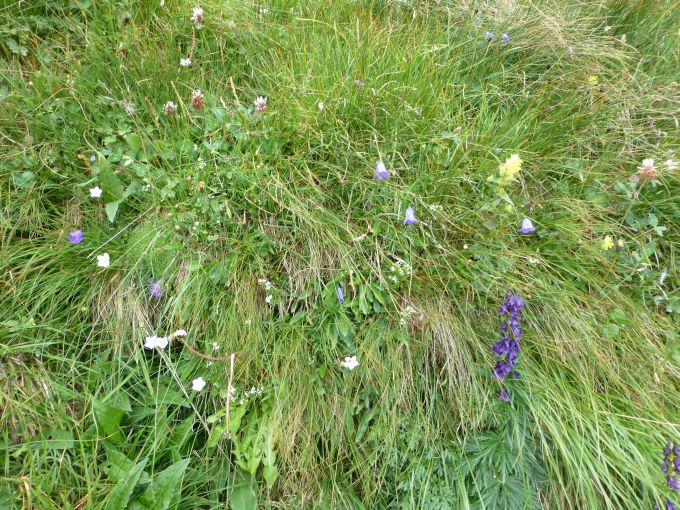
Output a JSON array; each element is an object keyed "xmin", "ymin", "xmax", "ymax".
[
  {"xmin": 485, "ymin": 31, "xmax": 494, "ymax": 41},
  {"xmin": 337, "ymin": 286, "xmax": 345, "ymax": 303},
  {"xmin": 501, "ymin": 33, "xmax": 510, "ymax": 43},
  {"xmin": 373, "ymin": 160, "xmax": 390, "ymax": 180},
  {"xmin": 150, "ymin": 281, "xmax": 163, "ymax": 298},
  {"xmin": 518, "ymin": 217, "xmax": 536, "ymax": 234},
  {"xmin": 69, "ymin": 230, "xmax": 83, "ymax": 244},
  {"xmin": 403, "ymin": 206, "xmax": 418, "ymax": 226}
]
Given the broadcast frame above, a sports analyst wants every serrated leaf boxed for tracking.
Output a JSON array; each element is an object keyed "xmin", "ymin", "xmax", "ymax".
[
  {"xmin": 136, "ymin": 459, "xmax": 190, "ymax": 510},
  {"xmin": 106, "ymin": 457, "xmax": 148, "ymax": 510}
]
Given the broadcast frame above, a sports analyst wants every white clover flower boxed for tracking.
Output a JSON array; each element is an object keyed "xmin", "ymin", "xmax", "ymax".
[
  {"xmin": 173, "ymin": 329, "xmax": 187, "ymax": 337},
  {"xmin": 163, "ymin": 101, "xmax": 177, "ymax": 114},
  {"xmin": 265, "ymin": 295, "xmax": 273, "ymax": 304},
  {"xmin": 253, "ymin": 96, "xmax": 267, "ymax": 112},
  {"xmin": 96, "ymin": 253, "xmax": 110, "ymax": 267},
  {"xmin": 341, "ymin": 355, "xmax": 359, "ymax": 370},
  {"xmin": 190, "ymin": 6, "xmax": 204, "ymax": 24},
  {"xmin": 191, "ymin": 377, "xmax": 206, "ymax": 392},
  {"xmin": 90, "ymin": 186, "xmax": 103, "ymax": 198},
  {"xmin": 180, "ymin": 57, "xmax": 192, "ymax": 67}
]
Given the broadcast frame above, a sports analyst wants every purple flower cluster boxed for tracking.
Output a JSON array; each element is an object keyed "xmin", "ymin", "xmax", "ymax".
[
  {"xmin": 663, "ymin": 442, "xmax": 680, "ymax": 489},
  {"xmin": 491, "ymin": 291, "xmax": 524, "ymax": 401}
]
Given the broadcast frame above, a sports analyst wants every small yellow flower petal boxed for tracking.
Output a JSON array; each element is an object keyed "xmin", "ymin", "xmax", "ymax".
[{"xmin": 601, "ymin": 235, "xmax": 614, "ymax": 251}]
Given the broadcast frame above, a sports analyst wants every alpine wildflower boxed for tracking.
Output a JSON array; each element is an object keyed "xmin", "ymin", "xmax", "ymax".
[
  {"xmin": 601, "ymin": 235, "xmax": 614, "ymax": 251},
  {"xmin": 144, "ymin": 335, "xmax": 169, "ymax": 350},
  {"xmin": 254, "ymin": 96, "xmax": 267, "ymax": 112},
  {"xmin": 341, "ymin": 356, "xmax": 359, "ymax": 370},
  {"xmin": 637, "ymin": 158, "xmax": 658, "ymax": 181},
  {"xmin": 588, "ymin": 75, "xmax": 599, "ymax": 86},
  {"xmin": 190, "ymin": 6, "xmax": 204, "ymax": 24},
  {"xmin": 173, "ymin": 329, "xmax": 187, "ymax": 337},
  {"xmin": 337, "ymin": 286, "xmax": 345, "ymax": 303},
  {"xmin": 491, "ymin": 292, "xmax": 525, "ymax": 401},
  {"xmin": 497, "ymin": 153, "xmax": 523, "ymax": 186},
  {"xmin": 373, "ymin": 160, "xmax": 390, "ymax": 180},
  {"xmin": 191, "ymin": 377, "xmax": 207, "ymax": 392},
  {"xmin": 90, "ymin": 186, "xmax": 103, "ymax": 198},
  {"xmin": 518, "ymin": 218, "xmax": 536, "ymax": 234},
  {"xmin": 403, "ymin": 206, "xmax": 418, "ymax": 226},
  {"xmin": 150, "ymin": 281, "xmax": 163, "ymax": 298},
  {"xmin": 501, "ymin": 33, "xmax": 510, "ymax": 42},
  {"xmin": 96, "ymin": 253, "xmax": 110, "ymax": 268},
  {"xmin": 317, "ymin": 101, "xmax": 324, "ymax": 111},
  {"xmin": 191, "ymin": 89, "xmax": 204, "ymax": 109},
  {"xmin": 180, "ymin": 57, "xmax": 192, "ymax": 67},
  {"xmin": 68, "ymin": 230, "xmax": 84, "ymax": 244},
  {"xmin": 665, "ymin": 159, "xmax": 678, "ymax": 171},
  {"xmin": 485, "ymin": 31, "xmax": 494, "ymax": 41},
  {"xmin": 163, "ymin": 101, "xmax": 177, "ymax": 114}
]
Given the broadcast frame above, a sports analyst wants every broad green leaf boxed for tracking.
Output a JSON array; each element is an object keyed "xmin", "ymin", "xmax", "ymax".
[
  {"xmin": 106, "ymin": 457, "xmax": 148, "ymax": 510},
  {"xmin": 136, "ymin": 459, "xmax": 190, "ymax": 510},
  {"xmin": 230, "ymin": 470, "xmax": 257, "ymax": 510},
  {"xmin": 106, "ymin": 200, "xmax": 122, "ymax": 223},
  {"xmin": 126, "ymin": 133, "xmax": 143, "ymax": 154},
  {"xmin": 93, "ymin": 399, "xmax": 129, "ymax": 442}
]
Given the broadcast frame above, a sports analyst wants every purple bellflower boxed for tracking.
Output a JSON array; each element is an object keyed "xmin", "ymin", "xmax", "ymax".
[
  {"xmin": 660, "ymin": 442, "xmax": 680, "ymax": 510},
  {"xmin": 491, "ymin": 292, "xmax": 525, "ymax": 401},
  {"xmin": 69, "ymin": 230, "xmax": 84, "ymax": 244},
  {"xmin": 485, "ymin": 31, "xmax": 494, "ymax": 41},
  {"xmin": 150, "ymin": 281, "xmax": 163, "ymax": 298},
  {"xmin": 519, "ymin": 218, "xmax": 536, "ymax": 234},
  {"xmin": 501, "ymin": 33, "xmax": 510, "ymax": 43},
  {"xmin": 374, "ymin": 160, "xmax": 390, "ymax": 180},
  {"xmin": 403, "ymin": 206, "xmax": 418, "ymax": 226},
  {"xmin": 337, "ymin": 286, "xmax": 345, "ymax": 303}
]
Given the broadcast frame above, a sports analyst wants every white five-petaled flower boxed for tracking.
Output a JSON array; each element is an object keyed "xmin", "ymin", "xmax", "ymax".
[
  {"xmin": 180, "ymin": 57, "xmax": 192, "ymax": 67},
  {"xmin": 190, "ymin": 6, "xmax": 204, "ymax": 24},
  {"xmin": 96, "ymin": 253, "xmax": 110, "ymax": 268},
  {"xmin": 173, "ymin": 329, "xmax": 187, "ymax": 337},
  {"xmin": 90, "ymin": 186, "xmax": 103, "ymax": 198},
  {"xmin": 253, "ymin": 96, "xmax": 267, "ymax": 112},
  {"xmin": 192, "ymin": 377, "xmax": 206, "ymax": 392},
  {"xmin": 341, "ymin": 355, "xmax": 359, "ymax": 371},
  {"xmin": 144, "ymin": 335, "xmax": 169, "ymax": 350}
]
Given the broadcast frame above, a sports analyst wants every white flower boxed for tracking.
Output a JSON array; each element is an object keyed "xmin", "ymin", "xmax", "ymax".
[
  {"xmin": 144, "ymin": 335, "xmax": 169, "ymax": 350},
  {"xmin": 190, "ymin": 6, "xmax": 204, "ymax": 24},
  {"xmin": 341, "ymin": 355, "xmax": 359, "ymax": 371},
  {"xmin": 180, "ymin": 58, "xmax": 192, "ymax": 67},
  {"xmin": 96, "ymin": 253, "xmax": 110, "ymax": 267},
  {"xmin": 317, "ymin": 101, "xmax": 324, "ymax": 111},
  {"xmin": 173, "ymin": 329, "xmax": 187, "ymax": 337},
  {"xmin": 90, "ymin": 186, "xmax": 103, "ymax": 198},
  {"xmin": 90, "ymin": 155, "xmax": 97, "ymax": 162},
  {"xmin": 192, "ymin": 377, "xmax": 206, "ymax": 392},
  {"xmin": 265, "ymin": 295, "xmax": 273, "ymax": 304},
  {"xmin": 639, "ymin": 158, "xmax": 655, "ymax": 170},
  {"xmin": 253, "ymin": 96, "xmax": 267, "ymax": 112},
  {"xmin": 245, "ymin": 319, "xmax": 252, "ymax": 325},
  {"xmin": 212, "ymin": 342, "xmax": 220, "ymax": 352},
  {"xmin": 259, "ymin": 7, "xmax": 269, "ymax": 14},
  {"xmin": 665, "ymin": 159, "xmax": 678, "ymax": 171}
]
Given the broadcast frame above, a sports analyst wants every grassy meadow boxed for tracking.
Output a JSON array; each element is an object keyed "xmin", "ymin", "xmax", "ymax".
[{"xmin": 1, "ymin": 0, "xmax": 679, "ymax": 508}]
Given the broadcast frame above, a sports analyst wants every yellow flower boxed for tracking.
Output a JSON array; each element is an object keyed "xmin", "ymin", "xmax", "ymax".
[
  {"xmin": 498, "ymin": 153, "xmax": 523, "ymax": 185},
  {"xmin": 588, "ymin": 75, "xmax": 599, "ymax": 86},
  {"xmin": 601, "ymin": 235, "xmax": 614, "ymax": 251}
]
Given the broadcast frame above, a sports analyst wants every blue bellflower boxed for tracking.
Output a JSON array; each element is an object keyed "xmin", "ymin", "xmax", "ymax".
[
  {"xmin": 501, "ymin": 33, "xmax": 510, "ymax": 42},
  {"xmin": 150, "ymin": 281, "xmax": 163, "ymax": 298},
  {"xmin": 403, "ymin": 206, "xmax": 418, "ymax": 226},
  {"xmin": 519, "ymin": 217, "xmax": 536, "ymax": 234},
  {"xmin": 491, "ymin": 292, "xmax": 525, "ymax": 400},
  {"xmin": 485, "ymin": 31, "xmax": 494, "ymax": 41},
  {"xmin": 337, "ymin": 286, "xmax": 345, "ymax": 303},
  {"xmin": 374, "ymin": 160, "xmax": 390, "ymax": 180},
  {"xmin": 69, "ymin": 230, "xmax": 84, "ymax": 244}
]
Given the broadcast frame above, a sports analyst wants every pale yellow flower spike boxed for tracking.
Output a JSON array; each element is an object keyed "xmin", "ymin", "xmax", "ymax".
[{"xmin": 601, "ymin": 235, "xmax": 614, "ymax": 251}]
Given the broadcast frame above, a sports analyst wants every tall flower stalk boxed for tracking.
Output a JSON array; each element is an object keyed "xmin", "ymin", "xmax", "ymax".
[{"xmin": 491, "ymin": 292, "xmax": 524, "ymax": 401}]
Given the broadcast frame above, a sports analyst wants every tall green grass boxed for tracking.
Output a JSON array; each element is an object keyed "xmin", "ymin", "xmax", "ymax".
[{"xmin": 1, "ymin": 0, "xmax": 678, "ymax": 508}]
